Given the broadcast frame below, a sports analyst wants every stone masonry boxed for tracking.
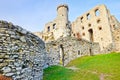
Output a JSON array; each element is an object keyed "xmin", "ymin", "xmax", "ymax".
[
  {"xmin": 0, "ymin": 20, "xmax": 45, "ymax": 80},
  {"xmin": 71, "ymin": 4, "xmax": 118, "ymax": 51},
  {"xmin": 44, "ymin": 37, "xmax": 100, "ymax": 66}
]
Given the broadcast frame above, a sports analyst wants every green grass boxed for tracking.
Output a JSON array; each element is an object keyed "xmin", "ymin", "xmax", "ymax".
[
  {"xmin": 43, "ymin": 52, "xmax": 120, "ymax": 80},
  {"xmin": 43, "ymin": 65, "xmax": 74, "ymax": 80}
]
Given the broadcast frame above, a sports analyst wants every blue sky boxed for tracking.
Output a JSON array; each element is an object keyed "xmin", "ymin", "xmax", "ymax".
[{"xmin": 0, "ymin": 0, "xmax": 120, "ymax": 32}]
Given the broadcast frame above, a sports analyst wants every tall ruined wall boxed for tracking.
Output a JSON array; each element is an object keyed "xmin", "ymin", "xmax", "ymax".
[
  {"xmin": 45, "ymin": 37, "xmax": 100, "ymax": 66},
  {"xmin": 108, "ymin": 14, "xmax": 120, "ymax": 52},
  {"xmin": 71, "ymin": 4, "xmax": 113, "ymax": 51},
  {"xmin": 0, "ymin": 21, "xmax": 45, "ymax": 80},
  {"xmin": 112, "ymin": 26, "xmax": 120, "ymax": 52}
]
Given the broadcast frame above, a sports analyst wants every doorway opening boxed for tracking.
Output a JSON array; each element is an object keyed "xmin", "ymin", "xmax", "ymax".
[
  {"xmin": 88, "ymin": 29, "xmax": 94, "ymax": 42},
  {"xmin": 60, "ymin": 44, "xmax": 64, "ymax": 66},
  {"xmin": 89, "ymin": 49, "xmax": 93, "ymax": 56}
]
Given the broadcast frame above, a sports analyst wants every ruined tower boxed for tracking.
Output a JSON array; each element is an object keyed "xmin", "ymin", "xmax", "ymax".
[
  {"xmin": 57, "ymin": 4, "xmax": 69, "ymax": 28},
  {"xmin": 53, "ymin": 4, "xmax": 70, "ymax": 39},
  {"xmin": 42, "ymin": 4, "xmax": 70, "ymax": 42}
]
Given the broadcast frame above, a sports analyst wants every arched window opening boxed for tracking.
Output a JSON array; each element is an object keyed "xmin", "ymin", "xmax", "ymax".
[
  {"xmin": 53, "ymin": 24, "xmax": 56, "ymax": 29},
  {"xmin": 88, "ymin": 29, "xmax": 94, "ymax": 42},
  {"xmin": 95, "ymin": 9, "xmax": 100, "ymax": 16},
  {"xmin": 48, "ymin": 26, "xmax": 50, "ymax": 32},
  {"xmin": 81, "ymin": 17, "xmax": 83, "ymax": 23},
  {"xmin": 87, "ymin": 13, "xmax": 90, "ymax": 20}
]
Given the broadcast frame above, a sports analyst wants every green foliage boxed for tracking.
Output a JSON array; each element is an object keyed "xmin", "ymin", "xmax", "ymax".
[{"xmin": 43, "ymin": 52, "xmax": 120, "ymax": 80}]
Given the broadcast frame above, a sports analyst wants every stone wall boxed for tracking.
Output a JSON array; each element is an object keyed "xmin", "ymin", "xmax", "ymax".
[
  {"xmin": 109, "ymin": 15, "xmax": 120, "ymax": 52},
  {"xmin": 112, "ymin": 27, "xmax": 120, "ymax": 52},
  {"xmin": 71, "ymin": 4, "xmax": 113, "ymax": 51},
  {"xmin": 0, "ymin": 20, "xmax": 45, "ymax": 80},
  {"xmin": 45, "ymin": 37, "xmax": 100, "ymax": 66}
]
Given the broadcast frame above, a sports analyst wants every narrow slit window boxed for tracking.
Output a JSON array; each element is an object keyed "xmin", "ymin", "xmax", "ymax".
[
  {"xmin": 48, "ymin": 26, "xmax": 50, "ymax": 32},
  {"xmin": 78, "ymin": 50, "xmax": 80, "ymax": 55}
]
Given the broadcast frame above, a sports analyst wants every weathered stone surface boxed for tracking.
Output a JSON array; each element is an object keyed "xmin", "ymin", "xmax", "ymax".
[
  {"xmin": 44, "ymin": 37, "xmax": 100, "ymax": 66},
  {"xmin": 5, "ymin": 73, "xmax": 14, "ymax": 77},
  {"xmin": 0, "ymin": 59, "xmax": 3, "ymax": 63},
  {"xmin": 2, "ymin": 67, "xmax": 11, "ymax": 73},
  {"xmin": 20, "ymin": 36, "xmax": 26, "ymax": 42},
  {"xmin": 0, "ymin": 63, "xmax": 8, "ymax": 68},
  {"xmin": 0, "ymin": 20, "xmax": 45, "ymax": 80},
  {"xmin": 0, "ymin": 3, "xmax": 120, "ymax": 80}
]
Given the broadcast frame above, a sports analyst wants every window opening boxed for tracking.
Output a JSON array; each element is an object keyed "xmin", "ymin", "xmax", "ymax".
[
  {"xmin": 88, "ymin": 29, "xmax": 94, "ymax": 42},
  {"xmin": 53, "ymin": 24, "xmax": 56, "ymax": 29},
  {"xmin": 95, "ymin": 9, "xmax": 100, "ymax": 16},
  {"xmin": 48, "ymin": 26, "xmax": 50, "ymax": 32},
  {"xmin": 81, "ymin": 17, "xmax": 83, "ymax": 23},
  {"xmin": 88, "ymin": 23, "xmax": 91, "ymax": 27},
  {"xmin": 98, "ymin": 27, "xmax": 102, "ymax": 30},
  {"xmin": 87, "ymin": 13, "xmax": 90, "ymax": 20},
  {"xmin": 82, "ymin": 26, "xmax": 84, "ymax": 30},
  {"xmin": 78, "ymin": 50, "xmax": 80, "ymax": 55}
]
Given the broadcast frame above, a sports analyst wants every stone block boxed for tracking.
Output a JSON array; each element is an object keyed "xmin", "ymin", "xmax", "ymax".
[
  {"xmin": 20, "ymin": 36, "xmax": 26, "ymax": 42},
  {"xmin": 5, "ymin": 72, "xmax": 14, "ymax": 77},
  {"xmin": 0, "ymin": 63, "xmax": 8, "ymax": 68},
  {"xmin": 2, "ymin": 66, "xmax": 11, "ymax": 73},
  {"xmin": 0, "ymin": 59, "xmax": 4, "ymax": 63}
]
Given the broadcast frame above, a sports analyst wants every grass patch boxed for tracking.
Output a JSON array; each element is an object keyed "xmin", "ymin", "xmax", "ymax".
[
  {"xmin": 43, "ymin": 65, "xmax": 74, "ymax": 80},
  {"xmin": 43, "ymin": 52, "xmax": 120, "ymax": 80}
]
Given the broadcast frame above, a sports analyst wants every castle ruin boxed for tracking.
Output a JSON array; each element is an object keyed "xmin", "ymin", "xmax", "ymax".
[
  {"xmin": 34, "ymin": 4, "xmax": 120, "ymax": 52},
  {"xmin": 34, "ymin": 4, "xmax": 120, "ymax": 66},
  {"xmin": 0, "ymin": 4, "xmax": 120, "ymax": 80}
]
